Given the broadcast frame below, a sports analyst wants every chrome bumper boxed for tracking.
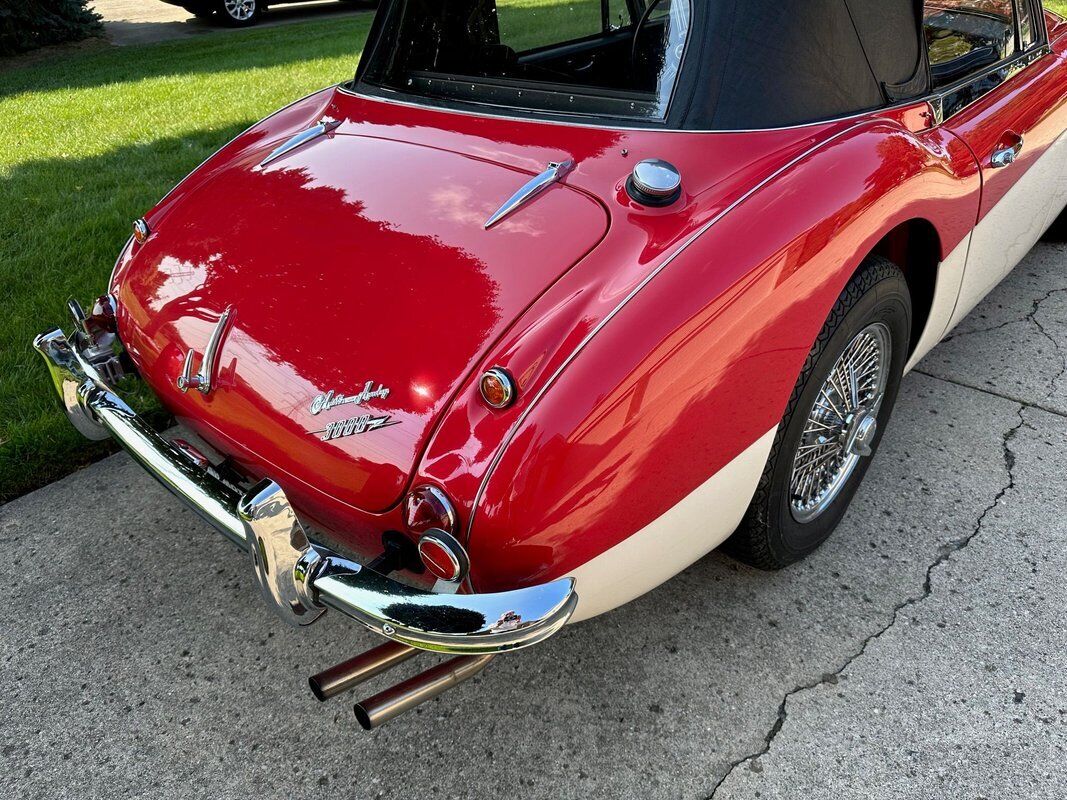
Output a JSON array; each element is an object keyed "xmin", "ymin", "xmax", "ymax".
[{"xmin": 33, "ymin": 327, "xmax": 577, "ymax": 654}]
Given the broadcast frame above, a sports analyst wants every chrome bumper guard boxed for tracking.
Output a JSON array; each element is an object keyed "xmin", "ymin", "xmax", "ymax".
[{"xmin": 33, "ymin": 328, "xmax": 578, "ymax": 654}]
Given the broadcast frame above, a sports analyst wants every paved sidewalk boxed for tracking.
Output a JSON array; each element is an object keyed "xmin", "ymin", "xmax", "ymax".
[
  {"xmin": 2, "ymin": 243, "xmax": 1065, "ymax": 799},
  {"xmin": 92, "ymin": 0, "xmax": 369, "ymax": 46}
]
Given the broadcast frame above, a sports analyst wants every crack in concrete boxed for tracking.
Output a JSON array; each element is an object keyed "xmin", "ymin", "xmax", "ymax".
[
  {"xmin": 942, "ymin": 286, "xmax": 1067, "ymax": 347},
  {"xmin": 705, "ymin": 405, "xmax": 1026, "ymax": 799},
  {"xmin": 1029, "ymin": 294, "xmax": 1067, "ymax": 400},
  {"xmin": 912, "ymin": 370, "xmax": 1067, "ymax": 419}
]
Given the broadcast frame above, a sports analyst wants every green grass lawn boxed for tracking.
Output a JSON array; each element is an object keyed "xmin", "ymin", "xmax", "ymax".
[{"xmin": 0, "ymin": 14, "xmax": 374, "ymax": 501}]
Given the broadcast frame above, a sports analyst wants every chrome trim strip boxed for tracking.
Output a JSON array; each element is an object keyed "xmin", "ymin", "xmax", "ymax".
[
  {"xmin": 258, "ymin": 118, "xmax": 342, "ymax": 168},
  {"xmin": 484, "ymin": 159, "xmax": 574, "ymax": 229},
  {"xmin": 33, "ymin": 327, "xmax": 578, "ymax": 654},
  {"xmin": 467, "ymin": 121, "xmax": 872, "ymax": 540}
]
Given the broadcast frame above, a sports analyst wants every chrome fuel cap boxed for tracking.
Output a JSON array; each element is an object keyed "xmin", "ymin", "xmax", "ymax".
[{"xmin": 627, "ymin": 159, "xmax": 682, "ymax": 206}]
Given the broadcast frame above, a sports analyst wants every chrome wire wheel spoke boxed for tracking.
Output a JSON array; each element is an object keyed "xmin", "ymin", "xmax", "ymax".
[{"xmin": 789, "ymin": 322, "xmax": 892, "ymax": 524}]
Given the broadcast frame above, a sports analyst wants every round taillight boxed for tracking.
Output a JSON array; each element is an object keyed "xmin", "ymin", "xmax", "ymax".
[
  {"xmin": 479, "ymin": 367, "xmax": 515, "ymax": 409},
  {"xmin": 417, "ymin": 530, "xmax": 469, "ymax": 583},
  {"xmin": 132, "ymin": 218, "xmax": 151, "ymax": 244},
  {"xmin": 403, "ymin": 485, "xmax": 457, "ymax": 536}
]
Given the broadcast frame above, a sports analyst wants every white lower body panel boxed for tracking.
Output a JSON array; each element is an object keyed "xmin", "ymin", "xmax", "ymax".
[{"xmin": 567, "ymin": 426, "xmax": 777, "ymax": 622}]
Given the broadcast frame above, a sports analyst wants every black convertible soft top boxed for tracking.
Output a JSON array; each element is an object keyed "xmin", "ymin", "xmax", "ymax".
[
  {"xmin": 676, "ymin": 0, "xmax": 928, "ymax": 128},
  {"xmin": 355, "ymin": 0, "xmax": 930, "ymax": 130}
]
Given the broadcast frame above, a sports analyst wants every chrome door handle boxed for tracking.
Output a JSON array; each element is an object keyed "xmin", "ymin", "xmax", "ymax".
[{"xmin": 991, "ymin": 137, "xmax": 1024, "ymax": 168}]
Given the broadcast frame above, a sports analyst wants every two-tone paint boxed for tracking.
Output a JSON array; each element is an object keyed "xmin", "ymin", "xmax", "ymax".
[{"xmin": 111, "ymin": 11, "xmax": 1067, "ymax": 617}]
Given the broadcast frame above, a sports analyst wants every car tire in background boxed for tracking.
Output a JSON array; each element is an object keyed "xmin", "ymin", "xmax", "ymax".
[
  {"xmin": 216, "ymin": 0, "xmax": 262, "ymax": 26},
  {"xmin": 725, "ymin": 256, "xmax": 911, "ymax": 570}
]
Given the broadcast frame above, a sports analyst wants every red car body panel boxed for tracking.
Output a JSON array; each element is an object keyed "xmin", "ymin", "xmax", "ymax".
[{"xmin": 109, "ymin": 12, "xmax": 1067, "ymax": 598}]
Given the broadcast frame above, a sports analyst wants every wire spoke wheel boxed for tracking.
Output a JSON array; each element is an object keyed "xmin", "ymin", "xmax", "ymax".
[
  {"xmin": 789, "ymin": 322, "xmax": 891, "ymax": 523},
  {"xmin": 223, "ymin": 0, "xmax": 256, "ymax": 21}
]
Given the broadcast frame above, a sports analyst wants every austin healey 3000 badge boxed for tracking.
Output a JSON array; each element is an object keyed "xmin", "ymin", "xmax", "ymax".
[{"xmin": 308, "ymin": 383, "xmax": 398, "ymax": 440}]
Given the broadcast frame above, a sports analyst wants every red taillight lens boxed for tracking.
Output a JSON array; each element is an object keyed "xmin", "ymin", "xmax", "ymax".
[
  {"xmin": 403, "ymin": 485, "xmax": 457, "ymax": 536},
  {"xmin": 417, "ymin": 532, "xmax": 469, "ymax": 582}
]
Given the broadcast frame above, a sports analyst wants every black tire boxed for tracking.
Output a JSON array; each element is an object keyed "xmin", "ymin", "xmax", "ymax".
[
  {"xmin": 725, "ymin": 256, "xmax": 911, "ymax": 569},
  {"xmin": 1042, "ymin": 206, "xmax": 1067, "ymax": 242},
  {"xmin": 216, "ymin": 0, "xmax": 262, "ymax": 26}
]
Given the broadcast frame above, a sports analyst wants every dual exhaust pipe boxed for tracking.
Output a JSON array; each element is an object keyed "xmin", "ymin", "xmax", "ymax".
[{"xmin": 309, "ymin": 641, "xmax": 495, "ymax": 729}]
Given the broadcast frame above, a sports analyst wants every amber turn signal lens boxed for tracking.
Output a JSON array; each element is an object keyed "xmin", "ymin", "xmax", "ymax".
[
  {"xmin": 132, "ymin": 218, "xmax": 151, "ymax": 244},
  {"xmin": 403, "ymin": 485, "xmax": 458, "ymax": 536},
  {"xmin": 479, "ymin": 367, "xmax": 515, "ymax": 409}
]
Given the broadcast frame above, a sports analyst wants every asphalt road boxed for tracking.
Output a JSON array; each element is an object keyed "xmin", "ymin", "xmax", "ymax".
[
  {"xmin": 92, "ymin": 0, "xmax": 370, "ymax": 46},
  {"xmin": 2, "ymin": 242, "xmax": 1066, "ymax": 799}
]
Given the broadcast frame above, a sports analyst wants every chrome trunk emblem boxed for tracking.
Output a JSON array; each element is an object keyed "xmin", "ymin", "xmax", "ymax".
[
  {"xmin": 314, "ymin": 414, "xmax": 400, "ymax": 441},
  {"xmin": 309, "ymin": 383, "xmax": 390, "ymax": 415}
]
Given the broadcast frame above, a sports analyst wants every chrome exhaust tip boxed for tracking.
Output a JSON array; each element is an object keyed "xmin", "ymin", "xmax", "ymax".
[
  {"xmin": 353, "ymin": 654, "xmax": 495, "ymax": 730},
  {"xmin": 309, "ymin": 641, "xmax": 419, "ymax": 701}
]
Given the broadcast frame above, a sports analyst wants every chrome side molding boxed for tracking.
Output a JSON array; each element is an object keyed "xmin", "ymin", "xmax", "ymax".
[
  {"xmin": 484, "ymin": 159, "xmax": 574, "ymax": 229},
  {"xmin": 258, "ymin": 118, "xmax": 342, "ymax": 167},
  {"xmin": 33, "ymin": 325, "xmax": 579, "ymax": 655}
]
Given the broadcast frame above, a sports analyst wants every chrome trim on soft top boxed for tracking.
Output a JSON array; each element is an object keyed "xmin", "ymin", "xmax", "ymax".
[{"xmin": 33, "ymin": 327, "xmax": 578, "ymax": 654}]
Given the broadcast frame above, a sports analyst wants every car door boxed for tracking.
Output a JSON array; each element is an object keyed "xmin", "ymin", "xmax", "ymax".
[{"xmin": 928, "ymin": 0, "xmax": 1067, "ymax": 327}]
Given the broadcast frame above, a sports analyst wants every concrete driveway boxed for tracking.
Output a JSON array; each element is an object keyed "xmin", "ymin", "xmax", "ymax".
[
  {"xmin": 2, "ymin": 242, "xmax": 1066, "ymax": 799},
  {"xmin": 93, "ymin": 0, "xmax": 370, "ymax": 46}
]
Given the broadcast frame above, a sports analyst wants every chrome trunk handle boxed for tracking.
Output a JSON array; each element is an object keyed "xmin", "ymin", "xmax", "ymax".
[{"xmin": 176, "ymin": 307, "xmax": 233, "ymax": 394}]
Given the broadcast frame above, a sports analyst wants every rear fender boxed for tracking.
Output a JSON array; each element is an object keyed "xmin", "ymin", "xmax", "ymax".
[{"xmin": 468, "ymin": 121, "xmax": 980, "ymax": 619}]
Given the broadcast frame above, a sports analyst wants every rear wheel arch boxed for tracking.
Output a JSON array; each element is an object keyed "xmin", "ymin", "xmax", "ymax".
[{"xmin": 868, "ymin": 218, "xmax": 943, "ymax": 359}]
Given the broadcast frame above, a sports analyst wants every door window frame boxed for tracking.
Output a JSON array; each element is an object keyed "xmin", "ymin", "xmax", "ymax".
[{"xmin": 928, "ymin": 0, "xmax": 1051, "ymax": 124}]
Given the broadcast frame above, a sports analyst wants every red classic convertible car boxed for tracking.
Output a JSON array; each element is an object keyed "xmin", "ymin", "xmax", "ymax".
[{"xmin": 36, "ymin": 0, "xmax": 1067, "ymax": 727}]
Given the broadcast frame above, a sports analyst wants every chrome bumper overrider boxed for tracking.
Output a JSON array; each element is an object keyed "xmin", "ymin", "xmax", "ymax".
[{"xmin": 33, "ymin": 327, "xmax": 578, "ymax": 655}]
